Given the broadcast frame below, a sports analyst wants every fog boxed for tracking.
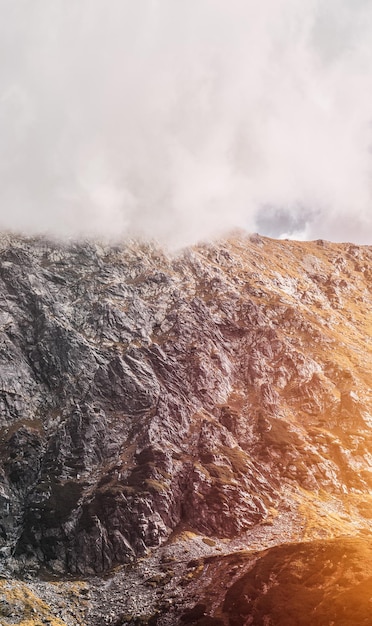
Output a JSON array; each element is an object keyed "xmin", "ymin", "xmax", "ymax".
[{"xmin": 1, "ymin": 0, "xmax": 372, "ymax": 246}]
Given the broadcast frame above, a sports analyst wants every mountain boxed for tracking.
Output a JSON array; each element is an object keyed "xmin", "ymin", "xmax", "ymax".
[{"xmin": 0, "ymin": 232, "xmax": 371, "ymax": 624}]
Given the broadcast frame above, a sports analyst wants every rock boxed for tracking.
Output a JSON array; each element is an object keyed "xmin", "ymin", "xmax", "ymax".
[{"xmin": 0, "ymin": 232, "xmax": 372, "ymax": 622}]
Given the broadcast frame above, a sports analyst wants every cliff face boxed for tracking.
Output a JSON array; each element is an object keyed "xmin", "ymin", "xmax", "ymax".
[{"xmin": 0, "ymin": 232, "xmax": 372, "ymax": 621}]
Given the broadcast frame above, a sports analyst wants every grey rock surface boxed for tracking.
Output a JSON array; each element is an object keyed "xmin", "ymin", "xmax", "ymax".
[{"xmin": 0, "ymin": 232, "xmax": 372, "ymax": 623}]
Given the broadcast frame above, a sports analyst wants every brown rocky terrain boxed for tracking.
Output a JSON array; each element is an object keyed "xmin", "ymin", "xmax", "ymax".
[{"xmin": 0, "ymin": 232, "xmax": 371, "ymax": 624}]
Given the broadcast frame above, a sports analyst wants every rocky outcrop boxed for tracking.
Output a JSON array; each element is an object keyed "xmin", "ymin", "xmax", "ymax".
[
  {"xmin": 0, "ymin": 233, "xmax": 372, "ymax": 581},
  {"xmin": 175, "ymin": 536, "xmax": 372, "ymax": 626}
]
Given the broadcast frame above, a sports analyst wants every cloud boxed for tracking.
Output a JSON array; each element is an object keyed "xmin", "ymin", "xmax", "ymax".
[{"xmin": 0, "ymin": 0, "xmax": 372, "ymax": 245}]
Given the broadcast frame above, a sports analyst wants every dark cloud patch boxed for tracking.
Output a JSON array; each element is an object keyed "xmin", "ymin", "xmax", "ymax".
[{"xmin": 256, "ymin": 206, "xmax": 317, "ymax": 240}]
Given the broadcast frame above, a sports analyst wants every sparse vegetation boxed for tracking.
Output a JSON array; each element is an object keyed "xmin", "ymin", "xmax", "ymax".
[
  {"xmin": 219, "ymin": 446, "xmax": 249, "ymax": 475},
  {"xmin": 0, "ymin": 581, "xmax": 68, "ymax": 626},
  {"xmin": 4, "ymin": 234, "xmax": 372, "ymax": 624}
]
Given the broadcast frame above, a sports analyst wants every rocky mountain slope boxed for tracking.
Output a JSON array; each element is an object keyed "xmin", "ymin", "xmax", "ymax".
[{"xmin": 0, "ymin": 232, "xmax": 372, "ymax": 624}]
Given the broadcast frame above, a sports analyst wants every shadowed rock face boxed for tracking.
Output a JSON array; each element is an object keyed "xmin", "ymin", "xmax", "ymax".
[
  {"xmin": 180, "ymin": 536, "xmax": 372, "ymax": 626},
  {"xmin": 222, "ymin": 537, "xmax": 372, "ymax": 626},
  {"xmin": 1, "ymin": 233, "xmax": 372, "ymax": 577}
]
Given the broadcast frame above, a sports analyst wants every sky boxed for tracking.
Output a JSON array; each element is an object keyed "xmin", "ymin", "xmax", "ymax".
[{"xmin": 1, "ymin": 0, "xmax": 372, "ymax": 246}]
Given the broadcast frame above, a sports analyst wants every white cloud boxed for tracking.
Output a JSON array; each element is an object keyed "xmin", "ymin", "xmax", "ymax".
[{"xmin": 0, "ymin": 0, "xmax": 372, "ymax": 245}]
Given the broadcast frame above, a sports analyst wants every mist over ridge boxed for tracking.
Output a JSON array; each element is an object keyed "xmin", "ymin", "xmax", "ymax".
[{"xmin": 1, "ymin": 0, "xmax": 372, "ymax": 246}]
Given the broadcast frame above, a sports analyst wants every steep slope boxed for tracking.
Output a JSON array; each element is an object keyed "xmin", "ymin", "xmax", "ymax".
[
  {"xmin": 172, "ymin": 536, "xmax": 372, "ymax": 626},
  {"xmin": 0, "ymin": 232, "xmax": 372, "ymax": 622},
  {"xmin": 222, "ymin": 536, "xmax": 372, "ymax": 626}
]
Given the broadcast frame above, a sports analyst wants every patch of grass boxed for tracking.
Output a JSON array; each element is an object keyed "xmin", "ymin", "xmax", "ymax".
[
  {"xmin": 0, "ymin": 580, "xmax": 68, "ymax": 626},
  {"xmin": 202, "ymin": 537, "xmax": 216, "ymax": 547},
  {"xmin": 183, "ymin": 563, "xmax": 204, "ymax": 583},
  {"xmin": 206, "ymin": 463, "xmax": 234, "ymax": 484},
  {"xmin": 219, "ymin": 445, "xmax": 249, "ymax": 475},
  {"xmin": 143, "ymin": 479, "xmax": 167, "ymax": 494}
]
